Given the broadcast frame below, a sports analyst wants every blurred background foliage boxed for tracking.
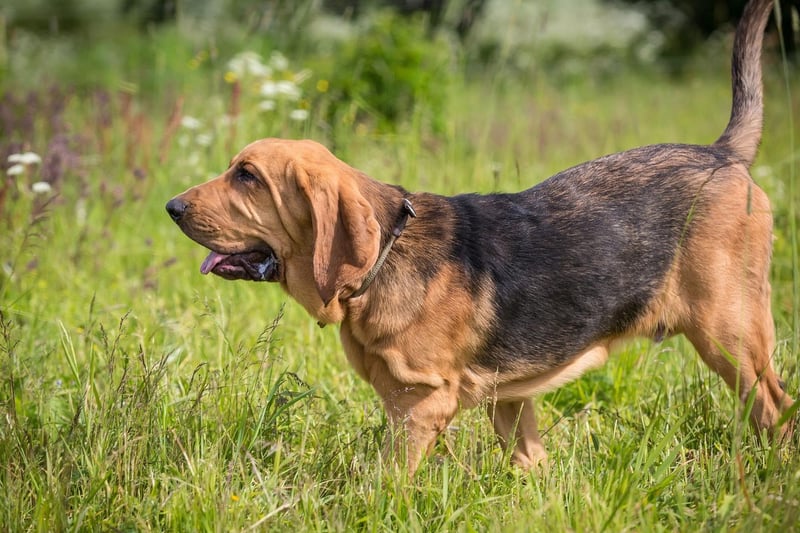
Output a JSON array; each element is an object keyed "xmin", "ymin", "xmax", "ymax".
[
  {"xmin": 0, "ymin": 0, "xmax": 798, "ymax": 136},
  {"xmin": 3, "ymin": 0, "xmax": 798, "ymax": 55}
]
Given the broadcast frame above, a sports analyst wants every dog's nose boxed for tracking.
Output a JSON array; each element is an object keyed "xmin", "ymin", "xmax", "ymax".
[{"xmin": 166, "ymin": 197, "xmax": 188, "ymax": 222}]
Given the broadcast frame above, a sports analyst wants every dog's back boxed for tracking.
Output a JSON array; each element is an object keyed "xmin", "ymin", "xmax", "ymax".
[{"xmin": 450, "ymin": 143, "xmax": 733, "ymax": 373}]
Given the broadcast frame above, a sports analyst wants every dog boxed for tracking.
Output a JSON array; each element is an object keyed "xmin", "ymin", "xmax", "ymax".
[{"xmin": 167, "ymin": 0, "xmax": 792, "ymax": 474}]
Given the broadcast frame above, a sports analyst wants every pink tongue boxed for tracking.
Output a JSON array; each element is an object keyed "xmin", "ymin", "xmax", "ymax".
[{"xmin": 200, "ymin": 251, "xmax": 231, "ymax": 275}]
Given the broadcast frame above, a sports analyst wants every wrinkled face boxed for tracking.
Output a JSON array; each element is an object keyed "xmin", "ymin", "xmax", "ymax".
[
  {"xmin": 166, "ymin": 140, "xmax": 308, "ymax": 283},
  {"xmin": 166, "ymin": 138, "xmax": 381, "ymax": 320}
]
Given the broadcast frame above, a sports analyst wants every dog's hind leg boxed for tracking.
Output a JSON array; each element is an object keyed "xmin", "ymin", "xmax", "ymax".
[
  {"xmin": 680, "ymin": 179, "xmax": 793, "ymax": 437},
  {"xmin": 487, "ymin": 398, "xmax": 548, "ymax": 469},
  {"xmin": 684, "ymin": 296, "xmax": 792, "ymax": 438}
]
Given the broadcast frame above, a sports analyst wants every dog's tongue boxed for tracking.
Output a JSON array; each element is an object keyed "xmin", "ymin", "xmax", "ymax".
[{"xmin": 200, "ymin": 251, "xmax": 230, "ymax": 275}]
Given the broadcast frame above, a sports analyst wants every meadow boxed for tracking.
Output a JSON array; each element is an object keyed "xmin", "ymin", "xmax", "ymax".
[{"xmin": 1, "ymin": 8, "xmax": 800, "ymax": 532}]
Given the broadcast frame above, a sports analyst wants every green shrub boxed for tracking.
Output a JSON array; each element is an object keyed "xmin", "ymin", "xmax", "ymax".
[{"xmin": 313, "ymin": 11, "xmax": 455, "ymax": 134}]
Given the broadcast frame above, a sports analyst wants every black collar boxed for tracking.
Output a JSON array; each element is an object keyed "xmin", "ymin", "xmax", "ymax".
[{"xmin": 348, "ymin": 198, "xmax": 416, "ymax": 299}]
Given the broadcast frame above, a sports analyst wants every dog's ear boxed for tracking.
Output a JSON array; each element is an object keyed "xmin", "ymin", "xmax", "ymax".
[{"xmin": 296, "ymin": 164, "xmax": 380, "ymax": 305}]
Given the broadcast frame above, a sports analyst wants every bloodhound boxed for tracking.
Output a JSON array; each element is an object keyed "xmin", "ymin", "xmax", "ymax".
[{"xmin": 167, "ymin": 0, "xmax": 792, "ymax": 474}]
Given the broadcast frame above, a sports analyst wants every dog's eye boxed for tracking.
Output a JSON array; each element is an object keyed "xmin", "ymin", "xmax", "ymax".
[{"xmin": 235, "ymin": 167, "xmax": 258, "ymax": 184}]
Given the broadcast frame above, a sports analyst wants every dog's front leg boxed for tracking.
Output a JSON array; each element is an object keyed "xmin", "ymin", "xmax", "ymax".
[
  {"xmin": 341, "ymin": 324, "xmax": 459, "ymax": 474},
  {"xmin": 374, "ymin": 373, "xmax": 459, "ymax": 475}
]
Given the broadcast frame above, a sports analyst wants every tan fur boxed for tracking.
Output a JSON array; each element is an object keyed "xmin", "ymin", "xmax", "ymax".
[
  {"xmin": 170, "ymin": 139, "xmax": 792, "ymax": 474},
  {"xmin": 488, "ymin": 399, "xmax": 548, "ymax": 470},
  {"xmin": 479, "ymin": 344, "xmax": 611, "ymax": 402}
]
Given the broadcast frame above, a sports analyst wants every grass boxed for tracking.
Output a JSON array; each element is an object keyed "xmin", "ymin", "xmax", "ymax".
[{"xmin": 2, "ymin": 18, "xmax": 800, "ymax": 532}]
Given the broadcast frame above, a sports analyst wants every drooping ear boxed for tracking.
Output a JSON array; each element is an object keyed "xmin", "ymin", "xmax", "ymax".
[{"xmin": 297, "ymin": 165, "xmax": 381, "ymax": 305}]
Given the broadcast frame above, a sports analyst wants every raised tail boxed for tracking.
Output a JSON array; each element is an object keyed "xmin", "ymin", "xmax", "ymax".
[{"xmin": 714, "ymin": 0, "xmax": 773, "ymax": 167}]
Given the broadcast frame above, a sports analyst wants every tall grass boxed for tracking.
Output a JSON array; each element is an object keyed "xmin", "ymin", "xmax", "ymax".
[{"xmin": 1, "ymin": 14, "xmax": 799, "ymax": 532}]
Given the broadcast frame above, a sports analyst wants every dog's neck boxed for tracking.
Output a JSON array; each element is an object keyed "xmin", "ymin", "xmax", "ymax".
[{"xmin": 348, "ymin": 198, "xmax": 417, "ymax": 299}]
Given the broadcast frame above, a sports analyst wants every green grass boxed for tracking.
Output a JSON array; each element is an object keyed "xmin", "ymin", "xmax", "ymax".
[{"xmin": 2, "ymin": 21, "xmax": 800, "ymax": 532}]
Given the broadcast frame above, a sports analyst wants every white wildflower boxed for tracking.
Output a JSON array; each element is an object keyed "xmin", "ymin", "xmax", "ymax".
[
  {"xmin": 259, "ymin": 100, "xmax": 276, "ymax": 111},
  {"xmin": 289, "ymin": 109, "xmax": 309, "ymax": 121},
  {"xmin": 269, "ymin": 51, "xmax": 289, "ymax": 71},
  {"xmin": 276, "ymin": 80, "xmax": 301, "ymax": 100},
  {"xmin": 6, "ymin": 164, "xmax": 25, "ymax": 176},
  {"xmin": 260, "ymin": 81, "xmax": 278, "ymax": 98},
  {"xmin": 251, "ymin": 63, "xmax": 272, "ymax": 78},
  {"xmin": 181, "ymin": 116, "xmax": 202, "ymax": 130},
  {"xmin": 219, "ymin": 114, "xmax": 236, "ymax": 126},
  {"xmin": 196, "ymin": 133, "xmax": 214, "ymax": 147},
  {"xmin": 227, "ymin": 51, "xmax": 272, "ymax": 78},
  {"xmin": 8, "ymin": 151, "xmax": 42, "ymax": 165},
  {"xmin": 31, "ymin": 181, "xmax": 52, "ymax": 194},
  {"xmin": 22, "ymin": 152, "xmax": 42, "ymax": 165}
]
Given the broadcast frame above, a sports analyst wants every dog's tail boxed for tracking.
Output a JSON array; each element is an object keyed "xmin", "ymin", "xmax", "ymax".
[{"xmin": 714, "ymin": 0, "xmax": 773, "ymax": 167}]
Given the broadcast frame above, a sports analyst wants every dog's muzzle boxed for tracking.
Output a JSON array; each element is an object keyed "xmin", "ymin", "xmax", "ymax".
[
  {"xmin": 200, "ymin": 250, "xmax": 279, "ymax": 282},
  {"xmin": 166, "ymin": 198, "xmax": 280, "ymax": 282}
]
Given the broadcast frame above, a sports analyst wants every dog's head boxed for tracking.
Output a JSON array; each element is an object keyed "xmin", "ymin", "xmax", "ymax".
[{"xmin": 166, "ymin": 139, "xmax": 382, "ymax": 321}]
